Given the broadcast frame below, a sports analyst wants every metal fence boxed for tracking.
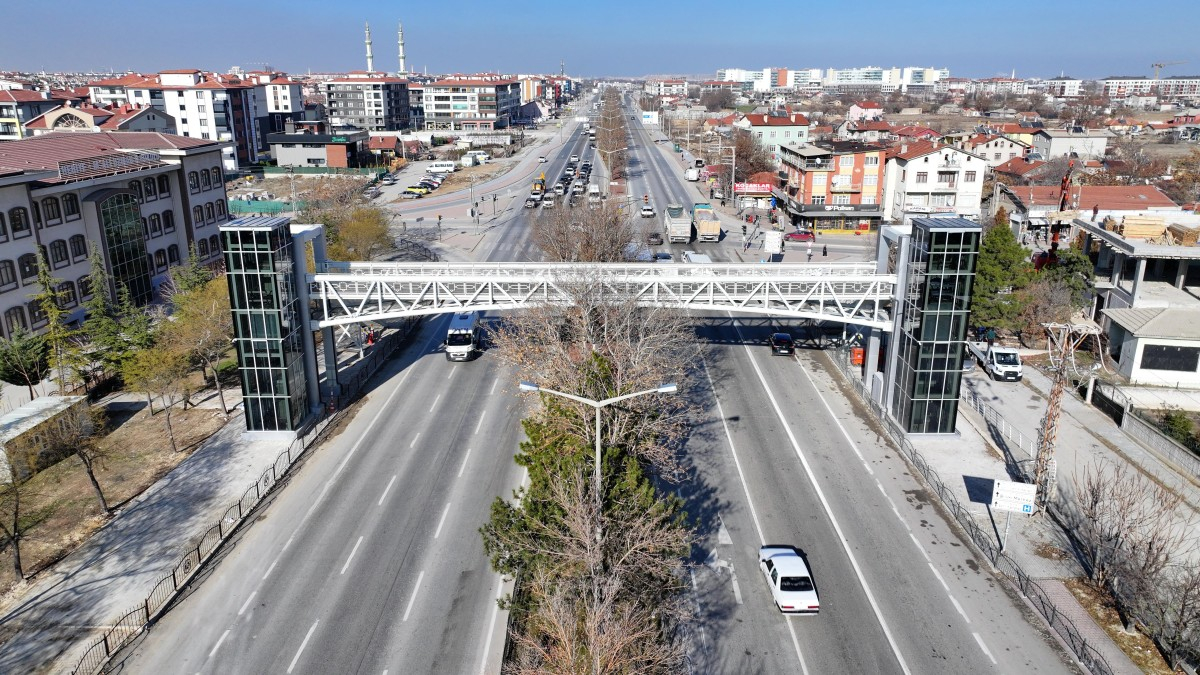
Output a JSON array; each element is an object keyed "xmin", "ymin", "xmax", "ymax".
[
  {"xmin": 827, "ymin": 350, "xmax": 1115, "ymax": 675},
  {"xmin": 68, "ymin": 320, "xmax": 421, "ymax": 675}
]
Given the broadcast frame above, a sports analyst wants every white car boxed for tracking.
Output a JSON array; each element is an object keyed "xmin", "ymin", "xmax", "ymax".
[{"xmin": 759, "ymin": 546, "xmax": 819, "ymax": 614}]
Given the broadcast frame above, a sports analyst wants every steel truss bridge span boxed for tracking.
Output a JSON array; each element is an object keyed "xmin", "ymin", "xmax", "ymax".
[{"xmin": 310, "ymin": 261, "xmax": 897, "ymax": 330}]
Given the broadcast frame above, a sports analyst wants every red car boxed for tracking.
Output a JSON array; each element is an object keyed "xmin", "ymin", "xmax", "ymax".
[{"xmin": 784, "ymin": 230, "xmax": 815, "ymax": 242}]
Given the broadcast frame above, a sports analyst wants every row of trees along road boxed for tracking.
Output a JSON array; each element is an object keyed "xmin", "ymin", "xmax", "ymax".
[
  {"xmin": 969, "ymin": 208, "xmax": 1095, "ymax": 344},
  {"xmin": 482, "ymin": 202, "xmax": 698, "ymax": 673},
  {"xmin": 0, "ymin": 244, "xmax": 232, "ymax": 579}
]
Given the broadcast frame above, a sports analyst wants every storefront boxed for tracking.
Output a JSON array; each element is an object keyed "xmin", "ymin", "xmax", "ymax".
[{"xmin": 788, "ymin": 203, "xmax": 883, "ymax": 233}]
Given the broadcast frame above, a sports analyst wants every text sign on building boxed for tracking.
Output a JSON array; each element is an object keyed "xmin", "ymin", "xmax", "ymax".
[
  {"xmin": 991, "ymin": 480, "xmax": 1037, "ymax": 514},
  {"xmin": 734, "ymin": 183, "xmax": 773, "ymax": 194}
]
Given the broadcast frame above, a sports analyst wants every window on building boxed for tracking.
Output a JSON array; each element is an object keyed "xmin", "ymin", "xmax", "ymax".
[
  {"xmin": 965, "ymin": 171, "xmax": 977, "ymax": 182},
  {"xmin": 915, "ymin": 172, "xmax": 928, "ymax": 183},
  {"xmin": 56, "ymin": 281, "xmax": 77, "ymax": 308},
  {"xmin": 42, "ymin": 198, "xmax": 62, "ymax": 225},
  {"xmin": 4, "ymin": 307, "xmax": 27, "ymax": 335},
  {"xmin": 49, "ymin": 239, "xmax": 69, "ymax": 267},
  {"xmin": 188, "ymin": 171, "xmax": 200, "ymax": 192},
  {"xmin": 839, "ymin": 155, "xmax": 854, "ymax": 167},
  {"xmin": 201, "ymin": 170, "xmax": 212, "ymax": 190},
  {"xmin": 18, "ymin": 253, "xmax": 38, "ymax": 282},
  {"xmin": 149, "ymin": 213, "xmax": 162, "ymax": 236},
  {"xmin": 157, "ymin": 175, "xmax": 171, "ymax": 196},
  {"xmin": 70, "ymin": 234, "xmax": 87, "ymax": 260},
  {"xmin": 143, "ymin": 178, "xmax": 157, "ymax": 201},
  {"xmin": 63, "ymin": 193, "xmax": 80, "ymax": 220},
  {"xmin": 168, "ymin": 244, "xmax": 180, "ymax": 265},
  {"xmin": 0, "ymin": 260, "xmax": 15, "ymax": 289},
  {"xmin": 163, "ymin": 210, "xmax": 175, "ymax": 232}
]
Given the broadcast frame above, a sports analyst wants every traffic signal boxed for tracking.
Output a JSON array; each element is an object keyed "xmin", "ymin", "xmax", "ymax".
[{"xmin": 643, "ymin": 194, "xmax": 649, "ymax": 204}]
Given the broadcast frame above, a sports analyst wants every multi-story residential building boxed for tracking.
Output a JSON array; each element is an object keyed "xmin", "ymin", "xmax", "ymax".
[
  {"xmin": 422, "ymin": 78, "xmax": 520, "ymax": 131},
  {"xmin": 22, "ymin": 102, "xmax": 174, "ymax": 136},
  {"xmin": 88, "ymin": 70, "xmax": 266, "ymax": 171},
  {"xmin": 777, "ymin": 141, "xmax": 887, "ymax": 232},
  {"xmin": 734, "ymin": 111, "xmax": 810, "ymax": 165},
  {"xmin": 882, "ymin": 141, "xmax": 987, "ymax": 223},
  {"xmin": 322, "ymin": 72, "xmax": 411, "ymax": 133},
  {"xmin": 0, "ymin": 88, "xmax": 82, "ymax": 140},
  {"xmin": 1046, "ymin": 76, "xmax": 1083, "ymax": 98},
  {"xmin": 247, "ymin": 72, "xmax": 305, "ymax": 134},
  {"xmin": 950, "ymin": 133, "xmax": 1029, "ymax": 168},
  {"xmin": 1031, "ymin": 128, "xmax": 1113, "ymax": 159},
  {"xmin": 0, "ymin": 131, "xmax": 232, "ymax": 338}
]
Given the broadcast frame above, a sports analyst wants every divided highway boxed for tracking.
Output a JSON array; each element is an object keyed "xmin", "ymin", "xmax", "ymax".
[{"xmin": 119, "ymin": 98, "xmax": 1078, "ymax": 674}]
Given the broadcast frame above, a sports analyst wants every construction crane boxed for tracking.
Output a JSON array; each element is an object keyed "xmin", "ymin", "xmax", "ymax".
[
  {"xmin": 1034, "ymin": 323, "xmax": 1101, "ymax": 512},
  {"xmin": 1151, "ymin": 61, "xmax": 1187, "ymax": 80}
]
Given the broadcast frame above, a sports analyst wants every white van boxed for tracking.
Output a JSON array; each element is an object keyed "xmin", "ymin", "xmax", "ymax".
[
  {"xmin": 444, "ymin": 312, "xmax": 480, "ymax": 362},
  {"xmin": 428, "ymin": 161, "xmax": 457, "ymax": 174}
]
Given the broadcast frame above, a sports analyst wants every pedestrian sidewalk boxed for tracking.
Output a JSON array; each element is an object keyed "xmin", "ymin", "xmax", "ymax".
[{"xmin": 0, "ymin": 411, "xmax": 290, "ymax": 675}]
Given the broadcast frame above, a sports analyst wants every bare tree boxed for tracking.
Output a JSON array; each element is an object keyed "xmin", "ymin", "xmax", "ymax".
[{"xmin": 532, "ymin": 201, "xmax": 638, "ymax": 263}]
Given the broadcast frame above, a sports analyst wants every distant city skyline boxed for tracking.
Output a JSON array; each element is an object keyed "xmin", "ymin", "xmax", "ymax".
[{"xmin": 6, "ymin": 0, "xmax": 1199, "ymax": 80}]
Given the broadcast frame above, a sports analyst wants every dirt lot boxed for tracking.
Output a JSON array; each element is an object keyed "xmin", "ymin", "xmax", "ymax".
[{"xmin": 0, "ymin": 404, "xmax": 227, "ymax": 596}]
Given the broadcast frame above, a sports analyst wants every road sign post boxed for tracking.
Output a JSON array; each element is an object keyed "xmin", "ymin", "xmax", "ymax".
[{"xmin": 990, "ymin": 480, "xmax": 1037, "ymax": 557}]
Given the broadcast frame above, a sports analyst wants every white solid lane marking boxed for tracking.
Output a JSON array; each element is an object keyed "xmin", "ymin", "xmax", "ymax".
[
  {"xmin": 208, "ymin": 629, "xmax": 231, "ymax": 658},
  {"xmin": 403, "ymin": 571, "xmax": 425, "ymax": 622},
  {"xmin": 410, "ymin": 432, "xmax": 421, "ymax": 449},
  {"xmin": 429, "ymin": 393, "xmax": 441, "ymax": 412},
  {"xmin": 973, "ymin": 632, "xmax": 997, "ymax": 664},
  {"xmin": 237, "ymin": 591, "xmax": 257, "ymax": 616},
  {"xmin": 286, "ymin": 620, "xmax": 319, "ymax": 673},
  {"xmin": 474, "ymin": 411, "xmax": 487, "ymax": 434},
  {"xmin": 458, "ymin": 448, "xmax": 473, "ymax": 477},
  {"xmin": 699, "ymin": 357, "xmax": 767, "ymax": 543},
  {"xmin": 262, "ymin": 560, "xmax": 277, "ymax": 580},
  {"xmin": 738, "ymin": 323, "xmax": 912, "ymax": 675},
  {"xmin": 478, "ymin": 574, "xmax": 505, "ymax": 674},
  {"xmin": 378, "ymin": 475, "xmax": 397, "ymax": 506},
  {"xmin": 434, "ymin": 503, "xmax": 451, "ymax": 539},
  {"xmin": 340, "ymin": 536, "xmax": 364, "ymax": 575},
  {"xmin": 949, "ymin": 594, "xmax": 970, "ymax": 623}
]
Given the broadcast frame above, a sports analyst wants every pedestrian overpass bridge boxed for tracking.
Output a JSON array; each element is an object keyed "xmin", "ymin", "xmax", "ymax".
[{"xmin": 310, "ymin": 261, "xmax": 898, "ymax": 331}]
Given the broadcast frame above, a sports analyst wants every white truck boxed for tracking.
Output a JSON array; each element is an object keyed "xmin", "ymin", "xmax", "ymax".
[
  {"xmin": 967, "ymin": 341, "xmax": 1023, "ymax": 381},
  {"xmin": 444, "ymin": 311, "xmax": 481, "ymax": 362},
  {"xmin": 663, "ymin": 203, "xmax": 691, "ymax": 243},
  {"xmin": 684, "ymin": 167, "xmax": 700, "ymax": 181}
]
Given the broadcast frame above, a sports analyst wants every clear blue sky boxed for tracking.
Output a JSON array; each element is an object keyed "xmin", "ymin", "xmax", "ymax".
[{"xmin": 7, "ymin": 0, "xmax": 1200, "ymax": 80}]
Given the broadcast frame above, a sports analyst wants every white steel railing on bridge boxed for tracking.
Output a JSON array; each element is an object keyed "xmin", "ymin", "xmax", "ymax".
[{"xmin": 310, "ymin": 261, "xmax": 897, "ymax": 330}]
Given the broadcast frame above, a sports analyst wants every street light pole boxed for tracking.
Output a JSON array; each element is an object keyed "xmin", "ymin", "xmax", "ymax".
[{"xmin": 518, "ymin": 381, "xmax": 677, "ymax": 549}]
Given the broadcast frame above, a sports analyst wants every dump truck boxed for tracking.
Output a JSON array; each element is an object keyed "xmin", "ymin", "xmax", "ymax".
[
  {"xmin": 693, "ymin": 202, "xmax": 721, "ymax": 242},
  {"xmin": 663, "ymin": 203, "xmax": 692, "ymax": 243}
]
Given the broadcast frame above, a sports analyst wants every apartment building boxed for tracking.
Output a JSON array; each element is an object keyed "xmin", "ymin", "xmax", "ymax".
[
  {"xmin": 422, "ymin": 78, "xmax": 520, "ymax": 131},
  {"xmin": 322, "ymin": 72, "xmax": 411, "ymax": 132},
  {"xmin": 87, "ymin": 70, "xmax": 266, "ymax": 171},
  {"xmin": 882, "ymin": 141, "xmax": 986, "ymax": 223},
  {"xmin": 0, "ymin": 132, "xmax": 232, "ymax": 338},
  {"xmin": 777, "ymin": 141, "xmax": 887, "ymax": 232}
]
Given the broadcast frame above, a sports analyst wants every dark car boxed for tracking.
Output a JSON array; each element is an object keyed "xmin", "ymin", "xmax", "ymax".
[
  {"xmin": 784, "ymin": 230, "xmax": 815, "ymax": 242},
  {"xmin": 770, "ymin": 333, "xmax": 795, "ymax": 355}
]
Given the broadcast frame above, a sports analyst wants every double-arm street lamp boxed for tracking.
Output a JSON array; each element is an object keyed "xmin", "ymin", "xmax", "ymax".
[{"xmin": 517, "ymin": 381, "xmax": 677, "ymax": 513}]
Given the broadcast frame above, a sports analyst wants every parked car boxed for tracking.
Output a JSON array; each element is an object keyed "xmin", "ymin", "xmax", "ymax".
[
  {"xmin": 770, "ymin": 333, "xmax": 795, "ymax": 355},
  {"xmin": 759, "ymin": 546, "xmax": 819, "ymax": 614},
  {"xmin": 784, "ymin": 230, "xmax": 815, "ymax": 242}
]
